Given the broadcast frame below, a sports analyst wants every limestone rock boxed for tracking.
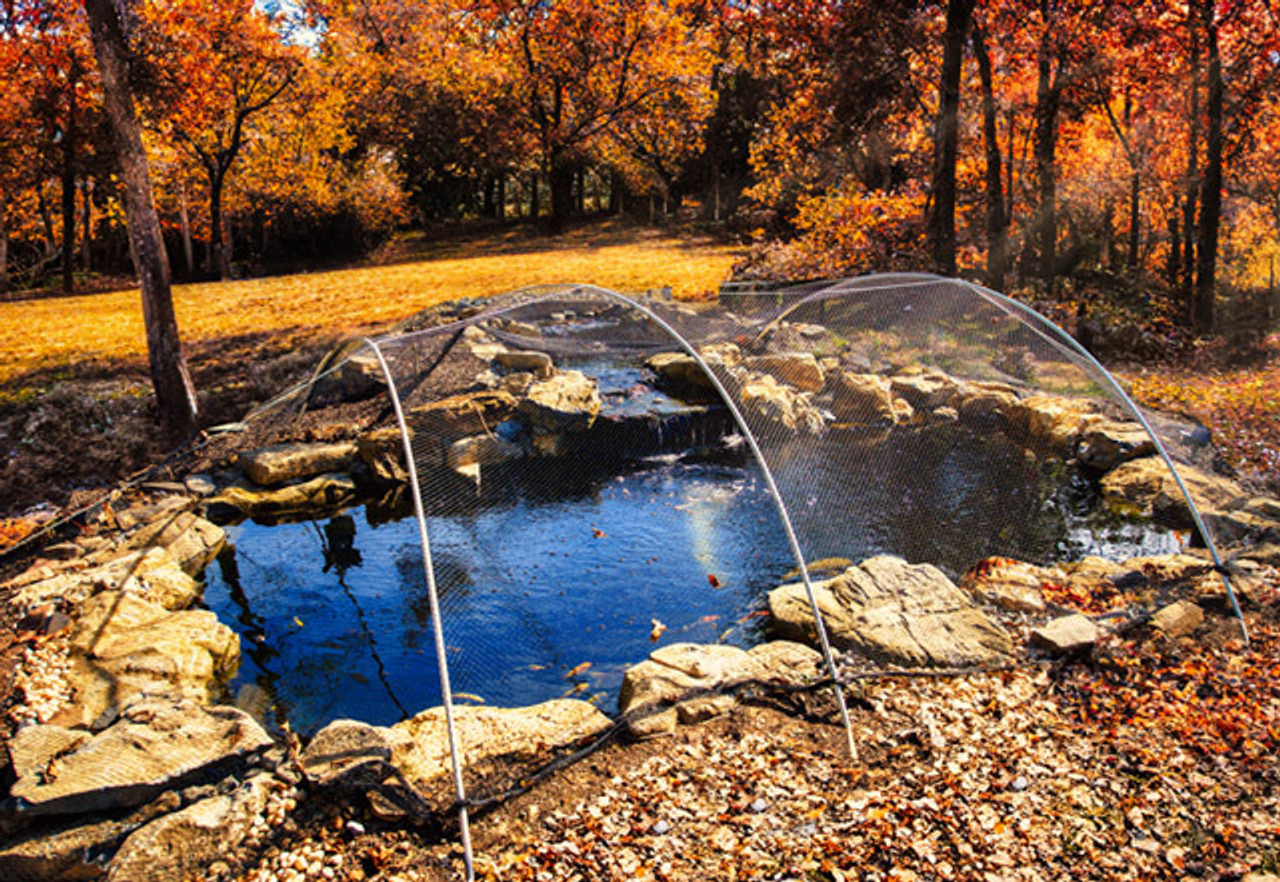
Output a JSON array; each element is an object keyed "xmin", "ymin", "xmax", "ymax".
[
  {"xmin": 956, "ymin": 387, "xmax": 1019, "ymax": 426},
  {"xmin": 626, "ymin": 706, "xmax": 679, "ymax": 739},
  {"xmin": 447, "ymin": 434, "xmax": 525, "ymax": 474},
  {"xmin": 891, "ymin": 371, "xmax": 960, "ymax": 411},
  {"xmin": 410, "ymin": 390, "xmax": 518, "ymax": 443},
  {"xmin": 11, "ymin": 547, "xmax": 200, "ymax": 612},
  {"xmin": 646, "ymin": 352, "xmax": 715, "ymax": 398},
  {"xmin": 10, "ymin": 698, "xmax": 271, "ymax": 816},
  {"xmin": 1075, "ymin": 420, "xmax": 1156, "ymax": 471},
  {"xmin": 519, "ymin": 371, "xmax": 602, "ymax": 433},
  {"xmin": 745, "ymin": 641, "xmax": 825, "ymax": 682},
  {"xmin": 209, "ymin": 472, "xmax": 357, "ymax": 518},
  {"xmin": 124, "ymin": 511, "xmax": 225, "ymax": 577},
  {"xmin": 0, "ymin": 794, "xmax": 178, "ymax": 881},
  {"xmin": 768, "ymin": 556, "xmax": 1015, "ymax": 667},
  {"xmin": 106, "ymin": 775, "xmax": 275, "ymax": 882},
  {"xmin": 239, "ymin": 441, "xmax": 358, "ymax": 487},
  {"xmin": 1150, "ymin": 600, "xmax": 1204, "ymax": 639},
  {"xmin": 1004, "ymin": 395, "xmax": 1103, "ymax": 454},
  {"xmin": 494, "ymin": 350, "xmax": 553, "ymax": 379},
  {"xmin": 959, "ymin": 557, "xmax": 1059, "ymax": 614},
  {"xmin": 745, "ymin": 353, "xmax": 824, "ymax": 392},
  {"xmin": 389, "ymin": 700, "xmax": 610, "ymax": 788},
  {"xmin": 676, "ymin": 694, "xmax": 737, "ymax": 725},
  {"xmin": 309, "ymin": 350, "xmax": 386, "ymax": 405},
  {"xmin": 1101, "ymin": 457, "xmax": 1245, "ymax": 527},
  {"xmin": 1030, "ymin": 614, "xmax": 1099, "ymax": 654},
  {"xmin": 357, "ymin": 426, "xmax": 411, "ymax": 483},
  {"xmin": 61, "ymin": 591, "xmax": 240, "ymax": 726},
  {"xmin": 300, "ymin": 719, "xmax": 403, "ymax": 789},
  {"xmin": 828, "ymin": 372, "xmax": 895, "ymax": 424},
  {"xmin": 739, "ymin": 372, "xmax": 826, "ymax": 435}
]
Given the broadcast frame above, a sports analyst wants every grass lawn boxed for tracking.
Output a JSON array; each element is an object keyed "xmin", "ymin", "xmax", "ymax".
[{"xmin": 0, "ymin": 223, "xmax": 739, "ymax": 386}]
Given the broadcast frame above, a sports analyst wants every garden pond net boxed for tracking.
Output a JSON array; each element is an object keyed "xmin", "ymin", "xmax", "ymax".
[{"xmin": 193, "ymin": 274, "xmax": 1247, "ymax": 877}]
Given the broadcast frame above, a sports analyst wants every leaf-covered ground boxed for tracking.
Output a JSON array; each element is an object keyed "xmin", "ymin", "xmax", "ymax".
[
  {"xmin": 1127, "ymin": 334, "xmax": 1280, "ymax": 491},
  {"xmin": 212, "ymin": 573, "xmax": 1280, "ymax": 882}
]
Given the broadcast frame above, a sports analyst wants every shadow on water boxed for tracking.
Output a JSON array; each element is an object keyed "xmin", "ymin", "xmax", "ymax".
[{"xmin": 203, "ymin": 421, "xmax": 1181, "ymax": 736}]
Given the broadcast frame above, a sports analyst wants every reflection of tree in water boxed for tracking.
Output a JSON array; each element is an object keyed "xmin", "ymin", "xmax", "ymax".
[
  {"xmin": 312, "ymin": 515, "xmax": 411, "ymax": 722},
  {"xmin": 215, "ymin": 545, "xmax": 288, "ymax": 730}
]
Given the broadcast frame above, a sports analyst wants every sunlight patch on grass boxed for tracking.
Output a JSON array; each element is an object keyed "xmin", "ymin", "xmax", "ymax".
[{"xmin": 0, "ymin": 233, "xmax": 738, "ymax": 385}]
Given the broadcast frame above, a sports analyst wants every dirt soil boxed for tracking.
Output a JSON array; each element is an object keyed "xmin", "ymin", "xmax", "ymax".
[{"xmin": 199, "ymin": 585, "xmax": 1280, "ymax": 882}]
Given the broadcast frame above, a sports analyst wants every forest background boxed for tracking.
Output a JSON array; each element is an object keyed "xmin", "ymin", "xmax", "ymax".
[{"xmin": 1, "ymin": 0, "xmax": 1279, "ymax": 522}]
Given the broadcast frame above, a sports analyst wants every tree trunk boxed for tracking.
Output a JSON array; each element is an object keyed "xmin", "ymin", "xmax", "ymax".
[
  {"xmin": 926, "ymin": 0, "xmax": 974, "ymax": 277},
  {"xmin": 1193, "ymin": 1, "xmax": 1222, "ymax": 333},
  {"xmin": 61, "ymin": 82, "xmax": 77, "ymax": 294},
  {"xmin": 0, "ymin": 197, "xmax": 8, "ymax": 296},
  {"xmin": 496, "ymin": 174, "xmax": 505, "ymax": 221},
  {"xmin": 529, "ymin": 171, "xmax": 539, "ymax": 220},
  {"xmin": 1182, "ymin": 26, "xmax": 1201, "ymax": 308},
  {"xmin": 81, "ymin": 177, "xmax": 93, "ymax": 274},
  {"xmin": 1127, "ymin": 172, "xmax": 1141, "ymax": 269},
  {"xmin": 1167, "ymin": 198, "xmax": 1182, "ymax": 286},
  {"xmin": 1033, "ymin": 33, "xmax": 1060, "ymax": 283},
  {"xmin": 549, "ymin": 157, "xmax": 574, "ymax": 230},
  {"xmin": 178, "ymin": 181, "xmax": 194, "ymax": 278},
  {"xmin": 208, "ymin": 168, "xmax": 230, "ymax": 280},
  {"xmin": 84, "ymin": 0, "xmax": 198, "ymax": 440},
  {"xmin": 973, "ymin": 22, "xmax": 1009, "ymax": 289}
]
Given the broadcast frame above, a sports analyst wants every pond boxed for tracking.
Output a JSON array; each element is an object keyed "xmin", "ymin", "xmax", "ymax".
[{"xmin": 203, "ymin": 420, "xmax": 1182, "ymax": 736}]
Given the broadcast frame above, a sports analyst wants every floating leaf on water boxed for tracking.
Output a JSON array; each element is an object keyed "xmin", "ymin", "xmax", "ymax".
[
  {"xmin": 561, "ymin": 682, "xmax": 588, "ymax": 697},
  {"xmin": 292, "ymin": 616, "xmax": 304, "ymax": 628},
  {"xmin": 592, "ymin": 528, "xmax": 606, "ymax": 538},
  {"xmin": 566, "ymin": 661, "xmax": 592, "ymax": 678},
  {"xmin": 453, "ymin": 692, "xmax": 485, "ymax": 704},
  {"xmin": 350, "ymin": 672, "xmax": 369, "ymax": 685},
  {"xmin": 650, "ymin": 618, "xmax": 668, "ymax": 642},
  {"xmin": 708, "ymin": 574, "xmax": 722, "ymax": 588}
]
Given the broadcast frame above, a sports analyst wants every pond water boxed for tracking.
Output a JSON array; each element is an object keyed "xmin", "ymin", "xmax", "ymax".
[{"xmin": 203, "ymin": 422, "xmax": 1182, "ymax": 736}]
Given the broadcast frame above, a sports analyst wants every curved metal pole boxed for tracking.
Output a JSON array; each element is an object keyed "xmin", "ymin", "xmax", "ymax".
[
  {"xmin": 602, "ymin": 290, "xmax": 860, "ymax": 762},
  {"xmin": 361, "ymin": 338, "xmax": 475, "ymax": 881}
]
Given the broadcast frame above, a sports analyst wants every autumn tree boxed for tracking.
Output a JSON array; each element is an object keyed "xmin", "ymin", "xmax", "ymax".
[
  {"xmin": 926, "ymin": 0, "xmax": 976, "ymax": 276},
  {"xmin": 140, "ymin": 0, "xmax": 300, "ymax": 279},
  {"xmin": 84, "ymin": 0, "xmax": 197, "ymax": 438}
]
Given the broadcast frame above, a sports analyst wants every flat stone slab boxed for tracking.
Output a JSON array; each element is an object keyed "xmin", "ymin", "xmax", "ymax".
[
  {"xmin": 1030, "ymin": 614, "xmax": 1100, "ymax": 654},
  {"xmin": 210, "ymin": 472, "xmax": 357, "ymax": 517},
  {"xmin": 239, "ymin": 441, "xmax": 358, "ymax": 487},
  {"xmin": 8, "ymin": 697, "xmax": 271, "ymax": 816},
  {"xmin": 769, "ymin": 555, "xmax": 1014, "ymax": 667}
]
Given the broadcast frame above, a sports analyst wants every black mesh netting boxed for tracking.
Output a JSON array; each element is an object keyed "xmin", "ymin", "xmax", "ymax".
[{"xmin": 195, "ymin": 276, "xmax": 1248, "ymax": 854}]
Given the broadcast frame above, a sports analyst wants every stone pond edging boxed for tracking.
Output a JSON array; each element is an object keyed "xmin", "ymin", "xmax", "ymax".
[{"xmin": 4, "ymin": 315, "xmax": 1280, "ymax": 880}]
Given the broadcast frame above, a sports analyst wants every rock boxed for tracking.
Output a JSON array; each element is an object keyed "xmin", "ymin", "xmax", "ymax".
[
  {"xmin": 960, "ymin": 557, "xmax": 1060, "ymax": 614},
  {"xmin": 1075, "ymin": 420, "xmax": 1156, "ymax": 471},
  {"xmin": 766, "ymin": 322, "xmax": 841, "ymax": 357},
  {"xmin": 300, "ymin": 719, "xmax": 402, "ymax": 789},
  {"xmin": 106, "ymin": 775, "xmax": 274, "ymax": 882},
  {"xmin": 646, "ymin": 352, "xmax": 714, "ymax": 398},
  {"xmin": 0, "ymin": 794, "xmax": 178, "ymax": 881},
  {"xmin": 1004, "ymin": 395, "xmax": 1103, "ymax": 453},
  {"xmin": 208, "ymin": 473, "xmax": 357, "ymax": 518},
  {"xmin": 123, "ymin": 511, "xmax": 225, "ymax": 578},
  {"xmin": 745, "ymin": 641, "xmax": 825, "ymax": 682},
  {"xmin": 827, "ymin": 372, "xmax": 895, "ymax": 424},
  {"xmin": 744, "ymin": 353, "xmax": 824, "ymax": 392},
  {"xmin": 239, "ymin": 442, "xmax": 359, "ymax": 487},
  {"xmin": 494, "ymin": 350, "xmax": 553, "ymax": 379},
  {"xmin": 649, "ymin": 643, "xmax": 753, "ymax": 681},
  {"xmin": 9, "ymin": 698, "xmax": 272, "ymax": 816},
  {"xmin": 676, "ymin": 694, "xmax": 737, "ymax": 724},
  {"xmin": 739, "ymin": 372, "xmax": 826, "ymax": 435},
  {"xmin": 446, "ymin": 434, "xmax": 525, "ymax": 475},
  {"xmin": 11, "ymin": 547, "xmax": 200, "ymax": 612},
  {"xmin": 1030, "ymin": 614, "xmax": 1100, "ymax": 654},
  {"xmin": 626, "ymin": 706, "xmax": 679, "ymax": 739},
  {"xmin": 768, "ymin": 556, "xmax": 1014, "ymax": 667},
  {"xmin": 1150, "ymin": 600, "xmax": 1204, "ymax": 638},
  {"xmin": 184, "ymin": 475, "xmax": 218, "ymax": 497},
  {"xmin": 114, "ymin": 496, "xmax": 192, "ymax": 531},
  {"xmin": 1101, "ymin": 456, "xmax": 1246, "ymax": 527},
  {"xmin": 956, "ymin": 387, "xmax": 1019, "ymax": 426},
  {"xmin": 891, "ymin": 370, "xmax": 960, "ymax": 411},
  {"xmin": 411, "ymin": 390, "xmax": 519, "ymax": 444},
  {"xmin": 309, "ymin": 350, "xmax": 386, "ymax": 405},
  {"xmin": 357, "ymin": 426, "xmax": 410, "ymax": 483},
  {"xmin": 59, "ymin": 591, "xmax": 240, "ymax": 727},
  {"xmin": 519, "ymin": 371, "xmax": 602, "ymax": 433},
  {"xmin": 389, "ymin": 700, "xmax": 610, "ymax": 788}
]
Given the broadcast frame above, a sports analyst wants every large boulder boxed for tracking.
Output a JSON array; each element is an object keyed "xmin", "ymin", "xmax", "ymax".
[
  {"xmin": 1003, "ymin": 395, "xmax": 1103, "ymax": 454},
  {"xmin": 890, "ymin": 370, "xmax": 961, "ymax": 411},
  {"xmin": 768, "ymin": 556, "xmax": 1014, "ymax": 667},
  {"xmin": 519, "ymin": 371, "xmax": 602, "ymax": 433},
  {"xmin": 105, "ymin": 775, "xmax": 275, "ymax": 882},
  {"xmin": 208, "ymin": 472, "xmax": 357, "ymax": 518},
  {"xmin": 238, "ymin": 441, "xmax": 359, "ymax": 487},
  {"xmin": 123, "ymin": 511, "xmax": 225, "ymax": 577},
  {"xmin": 357, "ymin": 426, "xmax": 411, "ymax": 482},
  {"xmin": 745, "ymin": 353, "xmax": 824, "ymax": 392},
  {"xmin": 389, "ymin": 700, "xmax": 610, "ymax": 788},
  {"xmin": 1100, "ymin": 456, "xmax": 1246, "ymax": 526},
  {"xmin": 8, "ymin": 697, "xmax": 271, "ymax": 816},
  {"xmin": 1075, "ymin": 420, "xmax": 1156, "ymax": 471},
  {"xmin": 827, "ymin": 372, "xmax": 896, "ymax": 424},
  {"xmin": 493, "ymin": 350, "xmax": 553, "ymax": 379},
  {"xmin": 59, "ymin": 590, "xmax": 240, "ymax": 727},
  {"xmin": 739, "ymin": 372, "xmax": 826, "ymax": 435}
]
